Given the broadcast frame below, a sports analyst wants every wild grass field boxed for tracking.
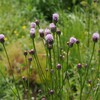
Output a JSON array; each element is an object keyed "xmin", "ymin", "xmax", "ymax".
[{"xmin": 0, "ymin": 0, "xmax": 100, "ymax": 100}]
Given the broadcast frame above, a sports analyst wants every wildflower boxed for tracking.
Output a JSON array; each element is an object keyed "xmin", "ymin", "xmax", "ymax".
[
  {"xmin": 49, "ymin": 90, "xmax": 54, "ymax": 95},
  {"xmin": 30, "ymin": 22, "xmax": 36, "ymax": 28},
  {"xmin": 28, "ymin": 57, "xmax": 32, "ymax": 62},
  {"xmin": 56, "ymin": 29, "xmax": 61, "ymax": 36},
  {"xmin": 39, "ymin": 29, "xmax": 44, "ymax": 38},
  {"xmin": 45, "ymin": 28, "xmax": 51, "ymax": 35},
  {"xmin": 29, "ymin": 49, "xmax": 35, "ymax": 55},
  {"xmin": 30, "ymin": 28, "xmax": 35, "ymax": 38},
  {"xmin": 24, "ymin": 51, "xmax": 28, "ymax": 56},
  {"xmin": 45, "ymin": 34, "xmax": 53, "ymax": 44},
  {"xmin": 92, "ymin": 32, "xmax": 99, "ymax": 42},
  {"xmin": 35, "ymin": 19, "xmax": 39, "ymax": 26},
  {"xmin": 0, "ymin": 34, "xmax": 5, "ymax": 43},
  {"xmin": 49, "ymin": 23, "xmax": 56, "ymax": 32},
  {"xmin": 77, "ymin": 63, "xmax": 82, "ymax": 69},
  {"xmin": 70, "ymin": 37, "xmax": 77, "ymax": 44},
  {"xmin": 52, "ymin": 13, "xmax": 59, "ymax": 23},
  {"xmin": 57, "ymin": 64, "xmax": 61, "ymax": 70}
]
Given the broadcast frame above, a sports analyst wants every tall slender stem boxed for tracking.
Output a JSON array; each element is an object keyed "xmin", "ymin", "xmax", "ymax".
[{"xmin": 2, "ymin": 43, "xmax": 21, "ymax": 100}]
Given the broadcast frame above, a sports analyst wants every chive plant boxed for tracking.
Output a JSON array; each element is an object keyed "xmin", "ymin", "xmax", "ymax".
[{"xmin": 0, "ymin": 7, "xmax": 100, "ymax": 100}]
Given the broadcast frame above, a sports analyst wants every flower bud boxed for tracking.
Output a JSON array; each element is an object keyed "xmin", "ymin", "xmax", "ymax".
[
  {"xmin": 39, "ymin": 29, "xmax": 44, "ymax": 38},
  {"xmin": 45, "ymin": 34, "xmax": 54, "ymax": 44},
  {"xmin": 30, "ymin": 22, "xmax": 36, "ymax": 28},
  {"xmin": 45, "ymin": 28, "xmax": 51, "ymax": 35},
  {"xmin": 49, "ymin": 90, "xmax": 54, "ymax": 95},
  {"xmin": 30, "ymin": 28, "xmax": 35, "ymax": 38},
  {"xmin": 28, "ymin": 57, "xmax": 32, "ymax": 62},
  {"xmin": 77, "ymin": 63, "xmax": 82, "ymax": 69},
  {"xmin": 57, "ymin": 64, "xmax": 61, "ymax": 70},
  {"xmin": 24, "ymin": 51, "xmax": 28, "ymax": 56},
  {"xmin": 52, "ymin": 13, "xmax": 59, "ymax": 23},
  {"xmin": 35, "ymin": 19, "xmax": 39, "ymax": 26},
  {"xmin": 56, "ymin": 29, "xmax": 61, "ymax": 36},
  {"xmin": 92, "ymin": 32, "xmax": 99, "ymax": 42},
  {"xmin": 70, "ymin": 37, "xmax": 77, "ymax": 44},
  {"xmin": 29, "ymin": 49, "xmax": 35, "ymax": 55},
  {"xmin": 0, "ymin": 34, "xmax": 5, "ymax": 43},
  {"xmin": 49, "ymin": 23, "xmax": 56, "ymax": 33}
]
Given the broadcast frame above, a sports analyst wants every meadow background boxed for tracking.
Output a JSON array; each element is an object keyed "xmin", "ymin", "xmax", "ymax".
[{"xmin": 0, "ymin": 0, "xmax": 100, "ymax": 100}]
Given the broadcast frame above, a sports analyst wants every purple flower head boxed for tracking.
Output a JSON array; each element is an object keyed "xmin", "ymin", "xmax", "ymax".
[
  {"xmin": 39, "ymin": 29, "xmax": 44, "ymax": 38},
  {"xmin": 30, "ymin": 22, "xmax": 36, "ymax": 28},
  {"xmin": 49, "ymin": 23, "xmax": 56, "ymax": 32},
  {"xmin": 29, "ymin": 49, "xmax": 35, "ymax": 55},
  {"xmin": 92, "ymin": 32, "xmax": 99, "ymax": 42},
  {"xmin": 52, "ymin": 13, "xmax": 59, "ymax": 23},
  {"xmin": 35, "ymin": 19, "xmax": 39, "ymax": 26},
  {"xmin": 28, "ymin": 57, "xmax": 32, "ymax": 62},
  {"xmin": 56, "ymin": 29, "xmax": 61, "ymax": 36},
  {"xmin": 77, "ymin": 63, "xmax": 82, "ymax": 69},
  {"xmin": 30, "ymin": 28, "xmax": 35, "ymax": 38},
  {"xmin": 57, "ymin": 64, "xmax": 61, "ymax": 70},
  {"xmin": 70, "ymin": 37, "xmax": 77, "ymax": 44},
  {"xmin": 0, "ymin": 34, "xmax": 5, "ymax": 43},
  {"xmin": 45, "ymin": 34, "xmax": 53, "ymax": 44},
  {"xmin": 24, "ymin": 51, "xmax": 28, "ymax": 56},
  {"xmin": 45, "ymin": 28, "xmax": 51, "ymax": 35},
  {"xmin": 49, "ymin": 90, "xmax": 54, "ymax": 95}
]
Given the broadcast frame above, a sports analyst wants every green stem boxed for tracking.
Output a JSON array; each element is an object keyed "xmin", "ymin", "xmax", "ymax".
[
  {"xmin": 2, "ymin": 43, "xmax": 21, "ymax": 100},
  {"xmin": 81, "ymin": 42, "xmax": 95, "ymax": 99}
]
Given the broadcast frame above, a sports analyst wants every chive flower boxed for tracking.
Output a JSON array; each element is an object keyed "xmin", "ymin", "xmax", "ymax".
[
  {"xmin": 0, "ymin": 34, "xmax": 5, "ymax": 43},
  {"xmin": 77, "ymin": 63, "xmax": 82, "ymax": 69},
  {"xmin": 35, "ymin": 19, "xmax": 39, "ymax": 26},
  {"xmin": 49, "ymin": 23, "xmax": 56, "ymax": 32},
  {"xmin": 56, "ymin": 29, "xmax": 61, "ymax": 36},
  {"xmin": 30, "ymin": 22, "xmax": 36, "ymax": 28},
  {"xmin": 45, "ymin": 34, "xmax": 53, "ymax": 44},
  {"xmin": 29, "ymin": 49, "xmax": 35, "ymax": 55},
  {"xmin": 24, "ymin": 51, "xmax": 28, "ymax": 56},
  {"xmin": 70, "ymin": 37, "xmax": 77, "ymax": 44},
  {"xmin": 92, "ymin": 32, "xmax": 99, "ymax": 42},
  {"xmin": 57, "ymin": 64, "xmax": 61, "ymax": 70},
  {"xmin": 30, "ymin": 28, "xmax": 35, "ymax": 38},
  {"xmin": 39, "ymin": 29, "xmax": 44, "ymax": 38},
  {"xmin": 52, "ymin": 13, "xmax": 59, "ymax": 23},
  {"xmin": 45, "ymin": 28, "xmax": 51, "ymax": 35}
]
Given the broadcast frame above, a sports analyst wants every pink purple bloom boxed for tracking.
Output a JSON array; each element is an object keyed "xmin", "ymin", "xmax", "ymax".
[
  {"xmin": 45, "ymin": 28, "xmax": 51, "ymax": 35},
  {"xmin": 49, "ymin": 23, "xmax": 56, "ymax": 32},
  {"xmin": 0, "ymin": 34, "xmax": 5, "ymax": 43},
  {"xmin": 30, "ymin": 28, "xmax": 35, "ymax": 38},
  {"xmin": 56, "ymin": 29, "xmax": 61, "ymax": 35},
  {"xmin": 35, "ymin": 19, "xmax": 39, "ymax": 26},
  {"xmin": 52, "ymin": 13, "xmax": 59, "ymax": 22},
  {"xmin": 77, "ymin": 63, "xmax": 82, "ymax": 69},
  {"xmin": 92, "ymin": 32, "xmax": 99, "ymax": 42},
  {"xmin": 70, "ymin": 37, "xmax": 77, "ymax": 44},
  {"xmin": 30, "ymin": 22, "xmax": 36, "ymax": 28},
  {"xmin": 39, "ymin": 29, "xmax": 44, "ymax": 38},
  {"xmin": 57, "ymin": 64, "xmax": 61, "ymax": 70},
  {"xmin": 45, "ymin": 34, "xmax": 53, "ymax": 44}
]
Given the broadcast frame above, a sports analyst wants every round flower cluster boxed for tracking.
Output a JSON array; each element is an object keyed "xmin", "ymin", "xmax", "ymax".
[{"xmin": 0, "ymin": 34, "xmax": 5, "ymax": 43}]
